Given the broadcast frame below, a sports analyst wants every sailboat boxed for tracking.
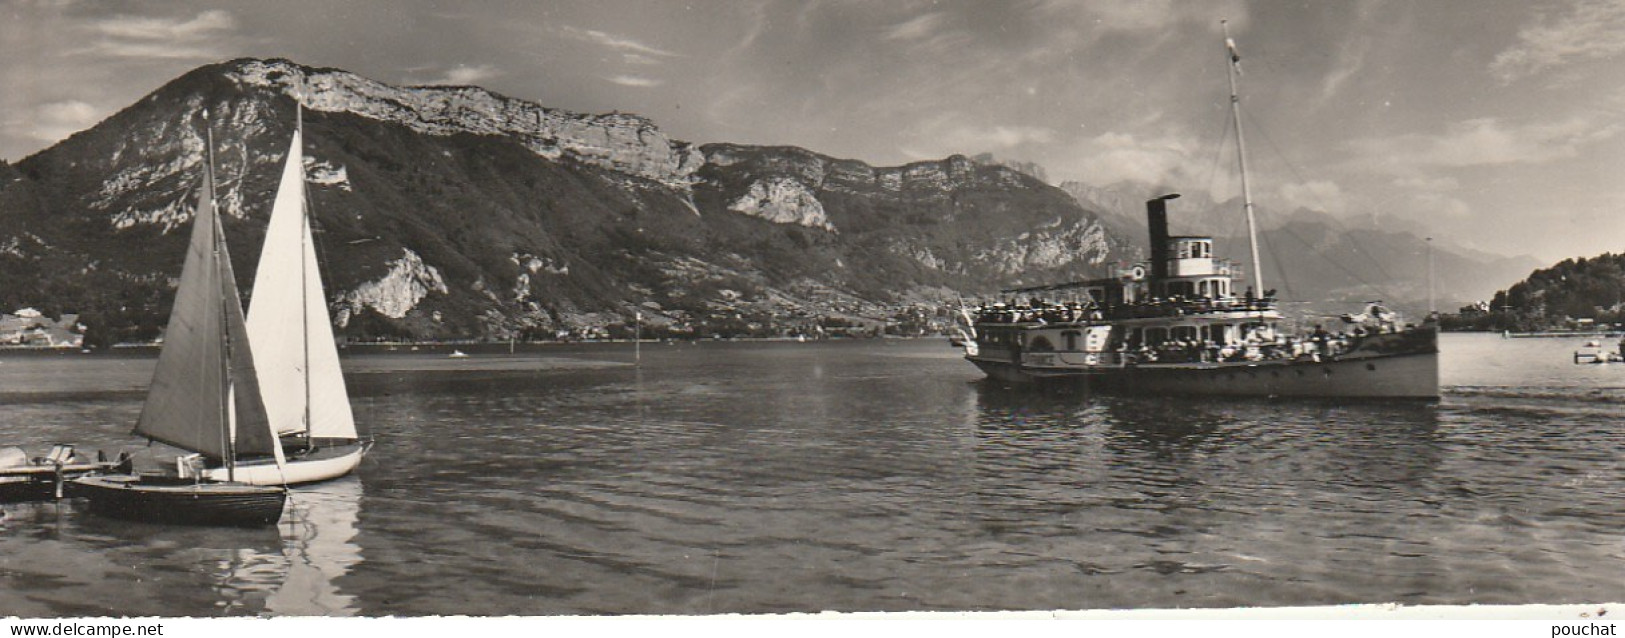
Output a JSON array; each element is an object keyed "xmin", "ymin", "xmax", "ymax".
[
  {"xmin": 209, "ymin": 107, "xmax": 371, "ymax": 486},
  {"xmin": 73, "ymin": 147, "xmax": 288, "ymax": 527}
]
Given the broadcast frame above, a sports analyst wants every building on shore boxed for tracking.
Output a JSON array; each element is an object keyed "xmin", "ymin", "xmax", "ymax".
[{"xmin": 0, "ymin": 308, "xmax": 85, "ymax": 348}]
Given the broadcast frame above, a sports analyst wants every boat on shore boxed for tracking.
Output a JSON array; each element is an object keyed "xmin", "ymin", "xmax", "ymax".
[{"xmin": 962, "ymin": 26, "xmax": 1439, "ymax": 399}]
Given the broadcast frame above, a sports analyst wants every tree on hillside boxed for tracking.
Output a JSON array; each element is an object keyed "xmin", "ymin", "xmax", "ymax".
[{"xmin": 1444, "ymin": 253, "xmax": 1625, "ymax": 331}]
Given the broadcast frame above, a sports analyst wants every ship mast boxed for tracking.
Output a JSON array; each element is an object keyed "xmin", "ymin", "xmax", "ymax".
[
  {"xmin": 1222, "ymin": 19, "xmax": 1264, "ymax": 297},
  {"xmin": 1427, "ymin": 236, "xmax": 1436, "ymax": 314}
]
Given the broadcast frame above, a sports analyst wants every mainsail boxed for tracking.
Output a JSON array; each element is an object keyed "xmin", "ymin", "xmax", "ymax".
[
  {"xmin": 135, "ymin": 162, "xmax": 282, "ymax": 464},
  {"xmin": 247, "ymin": 126, "xmax": 358, "ymax": 441}
]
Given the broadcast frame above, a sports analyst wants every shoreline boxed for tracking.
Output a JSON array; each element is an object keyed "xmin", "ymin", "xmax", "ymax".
[{"xmin": 0, "ymin": 334, "xmax": 952, "ymax": 358}]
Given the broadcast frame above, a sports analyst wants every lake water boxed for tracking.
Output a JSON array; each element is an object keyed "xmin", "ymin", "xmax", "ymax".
[{"xmin": 0, "ymin": 333, "xmax": 1620, "ymax": 616}]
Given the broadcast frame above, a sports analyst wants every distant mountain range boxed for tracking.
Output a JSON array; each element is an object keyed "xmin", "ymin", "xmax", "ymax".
[
  {"xmin": 1058, "ymin": 179, "xmax": 1542, "ymax": 316},
  {"xmin": 0, "ymin": 59, "xmax": 1131, "ymax": 342},
  {"xmin": 0, "ymin": 58, "xmax": 1548, "ymax": 342}
]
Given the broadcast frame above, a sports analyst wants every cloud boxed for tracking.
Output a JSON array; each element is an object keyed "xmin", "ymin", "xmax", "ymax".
[
  {"xmin": 415, "ymin": 64, "xmax": 501, "ymax": 86},
  {"xmin": 559, "ymin": 25, "xmax": 681, "ymax": 64},
  {"xmin": 1346, "ymin": 115, "xmax": 1625, "ymax": 173},
  {"xmin": 73, "ymin": 9, "xmax": 237, "ymax": 60},
  {"xmin": 607, "ymin": 75, "xmax": 662, "ymax": 88},
  {"xmin": 1491, "ymin": 0, "xmax": 1625, "ymax": 83},
  {"xmin": 886, "ymin": 12, "xmax": 948, "ymax": 41},
  {"xmin": 723, "ymin": 2, "xmax": 769, "ymax": 58},
  {"xmin": 1066, "ymin": 131, "xmax": 1199, "ymax": 186},
  {"xmin": 1279, "ymin": 180, "xmax": 1348, "ymax": 214},
  {"xmin": 1405, "ymin": 192, "xmax": 1472, "ymax": 219},
  {"xmin": 954, "ymin": 125, "xmax": 1055, "ymax": 149},
  {"xmin": 881, "ymin": 10, "xmax": 973, "ymax": 56},
  {"xmin": 1387, "ymin": 176, "xmax": 1469, "ymax": 219},
  {"xmin": 1044, "ymin": 0, "xmax": 1249, "ymax": 33},
  {"xmin": 29, "ymin": 99, "xmax": 103, "ymax": 143},
  {"xmin": 1082, "ymin": 0, "xmax": 1184, "ymax": 31},
  {"xmin": 92, "ymin": 9, "xmax": 235, "ymax": 40},
  {"xmin": 1393, "ymin": 175, "xmax": 1459, "ymax": 192},
  {"xmin": 899, "ymin": 117, "xmax": 1056, "ymax": 159},
  {"xmin": 1318, "ymin": 34, "xmax": 1371, "ymax": 102}
]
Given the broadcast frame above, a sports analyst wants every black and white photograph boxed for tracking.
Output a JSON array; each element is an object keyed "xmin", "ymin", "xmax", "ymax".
[{"xmin": 0, "ymin": 0, "xmax": 1619, "ymax": 625}]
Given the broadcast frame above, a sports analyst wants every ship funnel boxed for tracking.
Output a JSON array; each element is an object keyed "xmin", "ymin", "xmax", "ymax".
[{"xmin": 1146, "ymin": 194, "xmax": 1179, "ymax": 287}]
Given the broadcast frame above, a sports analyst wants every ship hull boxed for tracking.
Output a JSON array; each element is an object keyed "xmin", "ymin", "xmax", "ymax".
[
  {"xmin": 72, "ymin": 475, "xmax": 286, "ymax": 527},
  {"xmin": 970, "ymin": 350, "xmax": 1439, "ymax": 399}
]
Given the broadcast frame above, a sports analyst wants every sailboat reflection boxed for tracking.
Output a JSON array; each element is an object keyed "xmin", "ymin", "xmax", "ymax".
[{"xmin": 265, "ymin": 477, "xmax": 364, "ymax": 616}]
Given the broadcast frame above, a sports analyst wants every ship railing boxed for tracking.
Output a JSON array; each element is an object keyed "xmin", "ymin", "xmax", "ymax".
[
  {"xmin": 1098, "ymin": 297, "xmax": 1277, "ymax": 321},
  {"xmin": 962, "ymin": 293, "xmax": 1280, "ymax": 323},
  {"xmin": 970, "ymin": 297, "xmax": 1279, "ymax": 325}
]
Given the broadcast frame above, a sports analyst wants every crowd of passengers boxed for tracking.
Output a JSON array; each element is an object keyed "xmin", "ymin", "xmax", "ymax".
[
  {"xmin": 1114, "ymin": 323, "xmax": 1388, "ymax": 365},
  {"xmin": 973, "ymin": 291, "xmax": 1280, "ymax": 325},
  {"xmin": 976, "ymin": 295, "xmax": 1421, "ymax": 364}
]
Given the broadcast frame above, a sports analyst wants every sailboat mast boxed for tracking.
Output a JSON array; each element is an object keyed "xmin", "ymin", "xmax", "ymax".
[
  {"xmin": 297, "ymin": 99, "xmax": 313, "ymax": 438},
  {"xmin": 1223, "ymin": 20, "xmax": 1265, "ymax": 296},
  {"xmin": 205, "ymin": 111, "xmax": 237, "ymax": 482}
]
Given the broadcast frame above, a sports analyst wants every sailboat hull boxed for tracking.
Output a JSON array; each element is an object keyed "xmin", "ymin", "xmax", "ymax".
[
  {"xmin": 202, "ymin": 440, "xmax": 370, "ymax": 486},
  {"xmin": 72, "ymin": 475, "xmax": 286, "ymax": 527}
]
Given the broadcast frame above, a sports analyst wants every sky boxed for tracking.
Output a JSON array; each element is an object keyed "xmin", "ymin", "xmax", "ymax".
[{"xmin": 4, "ymin": 0, "xmax": 1625, "ymax": 264}]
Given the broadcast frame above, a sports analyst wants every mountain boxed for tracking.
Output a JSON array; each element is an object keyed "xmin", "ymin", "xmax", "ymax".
[
  {"xmin": 969, "ymin": 153, "xmax": 1048, "ymax": 184},
  {"xmin": 1058, "ymin": 179, "xmax": 1540, "ymax": 316},
  {"xmin": 0, "ymin": 59, "xmax": 1129, "ymax": 343}
]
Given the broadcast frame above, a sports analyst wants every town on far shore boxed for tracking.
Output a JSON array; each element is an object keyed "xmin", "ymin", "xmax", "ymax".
[
  {"xmin": 0, "ymin": 307, "xmax": 85, "ymax": 349},
  {"xmin": 0, "ymin": 302, "xmax": 971, "ymax": 351}
]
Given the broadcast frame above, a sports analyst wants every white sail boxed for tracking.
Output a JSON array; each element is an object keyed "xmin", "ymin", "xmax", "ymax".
[
  {"xmin": 137, "ymin": 163, "xmax": 283, "ymax": 464},
  {"xmin": 248, "ymin": 128, "xmax": 358, "ymax": 441}
]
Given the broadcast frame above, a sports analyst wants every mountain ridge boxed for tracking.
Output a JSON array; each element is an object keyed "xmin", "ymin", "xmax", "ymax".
[
  {"xmin": 0, "ymin": 58, "xmax": 1553, "ymax": 343},
  {"xmin": 0, "ymin": 58, "xmax": 1127, "ymax": 343}
]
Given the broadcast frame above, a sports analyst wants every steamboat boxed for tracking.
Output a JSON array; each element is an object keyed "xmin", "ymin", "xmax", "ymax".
[{"xmin": 963, "ymin": 24, "xmax": 1439, "ymax": 399}]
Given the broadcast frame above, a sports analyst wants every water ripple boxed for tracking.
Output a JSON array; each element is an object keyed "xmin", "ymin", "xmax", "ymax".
[{"xmin": 2, "ymin": 335, "xmax": 1622, "ymax": 614}]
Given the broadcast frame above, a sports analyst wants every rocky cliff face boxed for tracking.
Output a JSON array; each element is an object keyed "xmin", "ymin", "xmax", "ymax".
[
  {"xmin": 230, "ymin": 59, "xmax": 704, "ymax": 189},
  {"xmin": 970, "ymin": 153, "xmax": 1049, "ymax": 184},
  {"xmin": 335, "ymin": 248, "xmax": 448, "ymax": 325},
  {"xmin": 0, "ymin": 59, "xmax": 1127, "ymax": 341},
  {"xmin": 727, "ymin": 177, "xmax": 833, "ymax": 232},
  {"xmin": 696, "ymin": 144, "xmax": 1124, "ymax": 288}
]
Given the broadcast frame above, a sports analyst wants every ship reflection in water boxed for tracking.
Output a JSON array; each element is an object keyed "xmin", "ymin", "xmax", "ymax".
[
  {"xmin": 966, "ymin": 386, "xmax": 1458, "ymax": 604},
  {"xmin": 0, "ymin": 335, "xmax": 1620, "ymax": 615}
]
